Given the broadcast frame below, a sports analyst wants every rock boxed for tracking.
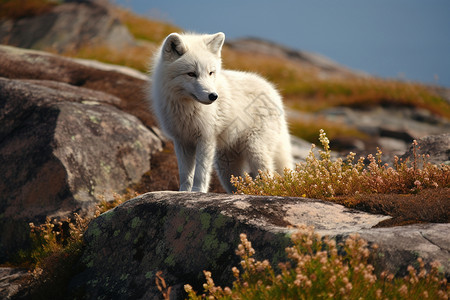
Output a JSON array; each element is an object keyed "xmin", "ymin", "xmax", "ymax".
[
  {"xmin": 226, "ymin": 37, "xmax": 365, "ymax": 78},
  {"xmin": 0, "ymin": 45, "xmax": 158, "ymax": 129},
  {"xmin": 314, "ymin": 106, "xmax": 450, "ymax": 159},
  {"xmin": 0, "ymin": 268, "xmax": 30, "ymax": 300},
  {"xmin": 401, "ymin": 133, "xmax": 450, "ymax": 165},
  {"xmin": 0, "ymin": 77, "xmax": 162, "ymax": 262},
  {"xmin": 0, "ymin": 0, "xmax": 134, "ymax": 52},
  {"xmin": 72, "ymin": 191, "xmax": 444, "ymax": 299},
  {"xmin": 353, "ymin": 224, "xmax": 450, "ymax": 278}
]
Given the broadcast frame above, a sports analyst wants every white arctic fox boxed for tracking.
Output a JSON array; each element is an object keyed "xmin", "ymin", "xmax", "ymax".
[{"xmin": 150, "ymin": 32, "xmax": 292, "ymax": 193}]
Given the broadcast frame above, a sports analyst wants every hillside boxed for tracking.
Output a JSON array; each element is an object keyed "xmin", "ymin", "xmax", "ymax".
[
  {"xmin": 99, "ymin": 5, "xmax": 450, "ymax": 157},
  {"xmin": 1, "ymin": 0, "xmax": 449, "ymax": 157}
]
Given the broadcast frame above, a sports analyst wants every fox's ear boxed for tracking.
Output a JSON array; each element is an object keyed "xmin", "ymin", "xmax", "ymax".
[
  {"xmin": 206, "ymin": 32, "xmax": 225, "ymax": 56},
  {"xmin": 162, "ymin": 33, "xmax": 187, "ymax": 61}
]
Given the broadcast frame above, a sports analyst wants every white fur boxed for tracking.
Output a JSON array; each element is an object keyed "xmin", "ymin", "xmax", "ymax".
[{"xmin": 150, "ymin": 32, "xmax": 292, "ymax": 193}]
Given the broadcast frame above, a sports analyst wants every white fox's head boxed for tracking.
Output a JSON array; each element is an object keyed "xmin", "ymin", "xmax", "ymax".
[{"xmin": 159, "ymin": 32, "xmax": 225, "ymax": 105}]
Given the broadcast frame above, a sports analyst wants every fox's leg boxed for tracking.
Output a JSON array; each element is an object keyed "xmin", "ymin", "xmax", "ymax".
[
  {"xmin": 273, "ymin": 132, "xmax": 293, "ymax": 173},
  {"xmin": 246, "ymin": 141, "xmax": 274, "ymax": 177},
  {"xmin": 192, "ymin": 140, "xmax": 216, "ymax": 192},
  {"xmin": 174, "ymin": 140, "xmax": 196, "ymax": 191},
  {"xmin": 214, "ymin": 149, "xmax": 245, "ymax": 193}
]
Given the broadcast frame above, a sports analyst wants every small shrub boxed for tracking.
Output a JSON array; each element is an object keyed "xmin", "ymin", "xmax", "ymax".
[
  {"xmin": 232, "ymin": 130, "xmax": 450, "ymax": 199},
  {"xmin": 17, "ymin": 213, "xmax": 90, "ymax": 298},
  {"xmin": 185, "ymin": 225, "xmax": 449, "ymax": 299},
  {"xmin": 12, "ymin": 191, "xmax": 139, "ymax": 298}
]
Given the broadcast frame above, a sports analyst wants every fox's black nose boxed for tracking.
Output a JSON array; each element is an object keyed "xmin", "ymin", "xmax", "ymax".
[{"xmin": 208, "ymin": 93, "xmax": 218, "ymax": 101}]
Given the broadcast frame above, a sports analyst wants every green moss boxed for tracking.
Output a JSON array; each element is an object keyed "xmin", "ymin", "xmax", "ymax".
[
  {"xmin": 164, "ymin": 253, "xmax": 176, "ymax": 267},
  {"xmin": 89, "ymin": 115, "xmax": 100, "ymax": 124},
  {"xmin": 100, "ymin": 161, "xmax": 112, "ymax": 174},
  {"xmin": 133, "ymin": 140, "xmax": 143, "ymax": 149},
  {"xmin": 133, "ymin": 232, "xmax": 144, "ymax": 244},
  {"xmin": 145, "ymin": 271, "xmax": 154, "ymax": 279},
  {"xmin": 131, "ymin": 216, "xmax": 142, "ymax": 229},
  {"xmin": 120, "ymin": 273, "xmax": 129, "ymax": 281},
  {"xmin": 217, "ymin": 241, "xmax": 229, "ymax": 256},
  {"xmin": 86, "ymin": 259, "xmax": 94, "ymax": 268},
  {"xmin": 213, "ymin": 214, "xmax": 228, "ymax": 229},
  {"xmin": 88, "ymin": 222, "xmax": 102, "ymax": 239},
  {"xmin": 202, "ymin": 234, "xmax": 219, "ymax": 252},
  {"xmin": 200, "ymin": 212, "xmax": 211, "ymax": 230}
]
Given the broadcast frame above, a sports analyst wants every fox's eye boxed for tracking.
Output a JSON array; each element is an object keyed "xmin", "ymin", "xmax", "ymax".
[
  {"xmin": 209, "ymin": 71, "xmax": 214, "ymax": 76},
  {"xmin": 187, "ymin": 72, "xmax": 197, "ymax": 78}
]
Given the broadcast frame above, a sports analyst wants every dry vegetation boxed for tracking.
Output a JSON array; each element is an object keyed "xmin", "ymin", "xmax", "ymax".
[
  {"xmin": 232, "ymin": 130, "xmax": 450, "ymax": 198},
  {"xmin": 185, "ymin": 226, "xmax": 449, "ymax": 299},
  {"xmin": 112, "ymin": 7, "xmax": 181, "ymax": 43},
  {"xmin": 232, "ymin": 130, "xmax": 450, "ymax": 225}
]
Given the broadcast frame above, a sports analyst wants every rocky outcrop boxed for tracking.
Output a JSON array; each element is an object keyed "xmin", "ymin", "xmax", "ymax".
[
  {"xmin": 226, "ymin": 37, "xmax": 364, "ymax": 78},
  {"xmin": 289, "ymin": 105, "xmax": 450, "ymax": 160},
  {"xmin": 0, "ymin": 45, "xmax": 157, "ymax": 128},
  {"xmin": 0, "ymin": 0, "xmax": 134, "ymax": 53},
  {"xmin": 0, "ymin": 46, "xmax": 164, "ymax": 262},
  {"xmin": 71, "ymin": 192, "xmax": 448, "ymax": 299}
]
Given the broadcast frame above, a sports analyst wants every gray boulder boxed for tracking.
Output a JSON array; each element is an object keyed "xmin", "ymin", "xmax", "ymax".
[
  {"xmin": 72, "ymin": 192, "xmax": 448, "ymax": 299},
  {"xmin": 0, "ymin": 76, "xmax": 162, "ymax": 262},
  {"xmin": 401, "ymin": 133, "xmax": 450, "ymax": 165},
  {"xmin": 226, "ymin": 37, "xmax": 364, "ymax": 78},
  {"xmin": 302, "ymin": 105, "xmax": 450, "ymax": 161}
]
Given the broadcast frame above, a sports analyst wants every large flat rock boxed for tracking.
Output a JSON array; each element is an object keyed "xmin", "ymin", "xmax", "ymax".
[
  {"xmin": 68, "ymin": 192, "xmax": 450, "ymax": 299},
  {"xmin": 0, "ymin": 76, "xmax": 162, "ymax": 262}
]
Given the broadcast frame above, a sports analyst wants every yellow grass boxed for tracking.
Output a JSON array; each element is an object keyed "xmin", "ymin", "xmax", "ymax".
[
  {"xmin": 63, "ymin": 43, "xmax": 156, "ymax": 73},
  {"xmin": 289, "ymin": 118, "xmax": 368, "ymax": 144},
  {"xmin": 113, "ymin": 7, "xmax": 181, "ymax": 43}
]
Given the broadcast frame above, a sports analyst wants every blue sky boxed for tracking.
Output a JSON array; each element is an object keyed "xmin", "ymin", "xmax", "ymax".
[{"xmin": 115, "ymin": 0, "xmax": 450, "ymax": 87}]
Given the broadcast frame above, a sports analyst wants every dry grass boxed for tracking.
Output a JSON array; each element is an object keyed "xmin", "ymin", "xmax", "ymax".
[
  {"xmin": 14, "ymin": 213, "xmax": 89, "ymax": 298},
  {"xmin": 113, "ymin": 7, "xmax": 181, "ymax": 44},
  {"xmin": 289, "ymin": 117, "xmax": 368, "ymax": 145},
  {"xmin": 13, "ymin": 191, "xmax": 139, "ymax": 298},
  {"xmin": 341, "ymin": 188, "xmax": 450, "ymax": 227},
  {"xmin": 222, "ymin": 47, "xmax": 450, "ymax": 119},
  {"xmin": 61, "ymin": 43, "xmax": 156, "ymax": 73},
  {"xmin": 185, "ymin": 226, "xmax": 449, "ymax": 299},
  {"xmin": 232, "ymin": 130, "xmax": 450, "ymax": 199}
]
